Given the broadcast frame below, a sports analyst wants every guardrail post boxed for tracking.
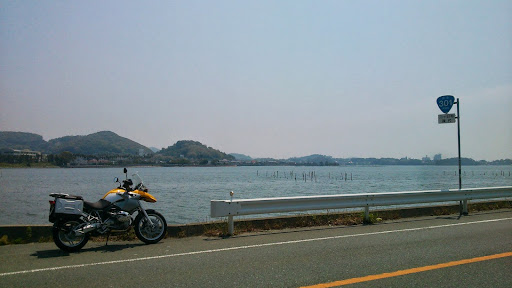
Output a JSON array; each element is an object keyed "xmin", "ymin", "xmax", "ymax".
[
  {"xmin": 462, "ymin": 200, "xmax": 468, "ymax": 215},
  {"xmin": 228, "ymin": 216, "xmax": 234, "ymax": 235},
  {"xmin": 364, "ymin": 206, "xmax": 370, "ymax": 223}
]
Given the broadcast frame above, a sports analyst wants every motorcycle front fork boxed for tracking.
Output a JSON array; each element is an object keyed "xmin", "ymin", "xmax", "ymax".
[{"xmin": 138, "ymin": 202, "xmax": 155, "ymax": 227}]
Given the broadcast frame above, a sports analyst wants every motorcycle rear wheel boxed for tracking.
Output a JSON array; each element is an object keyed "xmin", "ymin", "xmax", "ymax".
[
  {"xmin": 53, "ymin": 219, "xmax": 89, "ymax": 252},
  {"xmin": 134, "ymin": 210, "xmax": 167, "ymax": 244}
]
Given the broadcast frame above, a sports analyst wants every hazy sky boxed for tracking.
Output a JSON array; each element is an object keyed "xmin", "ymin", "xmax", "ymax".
[{"xmin": 1, "ymin": 1, "xmax": 511, "ymax": 160}]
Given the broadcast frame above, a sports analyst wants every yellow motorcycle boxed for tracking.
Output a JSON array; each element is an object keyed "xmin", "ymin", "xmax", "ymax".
[{"xmin": 49, "ymin": 168, "xmax": 167, "ymax": 252}]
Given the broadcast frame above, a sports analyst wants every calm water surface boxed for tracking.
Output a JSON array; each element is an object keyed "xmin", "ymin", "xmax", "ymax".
[{"xmin": 0, "ymin": 166, "xmax": 510, "ymax": 225}]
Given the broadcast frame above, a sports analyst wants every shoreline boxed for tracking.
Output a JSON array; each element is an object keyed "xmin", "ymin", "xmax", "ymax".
[{"xmin": 1, "ymin": 163, "xmax": 511, "ymax": 169}]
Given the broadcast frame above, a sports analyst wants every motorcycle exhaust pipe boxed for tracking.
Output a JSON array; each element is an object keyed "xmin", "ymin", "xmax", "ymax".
[{"xmin": 75, "ymin": 223, "xmax": 101, "ymax": 235}]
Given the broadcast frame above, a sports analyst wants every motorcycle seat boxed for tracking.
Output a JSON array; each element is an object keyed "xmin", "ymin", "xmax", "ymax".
[
  {"xmin": 84, "ymin": 199, "xmax": 111, "ymax": 210},
  {"xmin": 50, "ymin": 193, "xmax": 83, "ymax": 200}
]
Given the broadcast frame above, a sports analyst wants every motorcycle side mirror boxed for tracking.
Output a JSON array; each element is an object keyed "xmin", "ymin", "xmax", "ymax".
[
  {"xmin": 114, "ymin": 177, "xmax": 119, "ymax": 183},
  {"xmin": 123, "ymin": 168, "xmax": 127, "ymax": 174}
]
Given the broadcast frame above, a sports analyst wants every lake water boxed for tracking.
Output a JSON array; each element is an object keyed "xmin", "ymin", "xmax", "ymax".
[{"xmin": 0, "ymin": 165, "xmax": 510, "ymax": 225}]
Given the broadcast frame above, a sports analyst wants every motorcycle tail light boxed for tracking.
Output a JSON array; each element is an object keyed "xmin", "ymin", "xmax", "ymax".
[{"xmin": 49, "ymin": 200, "xmax": 55, "ymax": 205}]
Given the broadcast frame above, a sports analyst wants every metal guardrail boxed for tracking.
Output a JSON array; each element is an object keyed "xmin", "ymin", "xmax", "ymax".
[{"xmin": 211, "ymin": 186, "xmax": 512, "ymax": 235}]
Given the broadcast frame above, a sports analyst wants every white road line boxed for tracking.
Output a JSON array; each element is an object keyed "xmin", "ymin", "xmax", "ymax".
[{"xmin": 1, "ymin": 217, "xmax": 511, "ymax": 277}]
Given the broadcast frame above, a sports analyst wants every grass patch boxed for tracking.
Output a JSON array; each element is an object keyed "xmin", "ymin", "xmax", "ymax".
[
  {"xmin": 0, "ymin": 235, "xmax": 9, "ymax": 245},
  {"xmin": 203, "ymin": 222, "xmax": 229, "ymax": 237}
]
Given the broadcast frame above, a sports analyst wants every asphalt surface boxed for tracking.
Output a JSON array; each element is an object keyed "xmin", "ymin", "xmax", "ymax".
[{"xmin": 1, "ymin": 210, "xmax": 511, "ymax": 288}]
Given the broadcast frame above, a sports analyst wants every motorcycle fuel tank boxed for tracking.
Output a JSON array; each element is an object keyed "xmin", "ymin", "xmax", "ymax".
[{"xmin": 103, "ymin": 190, "xmax": 141, "ymax": 212}]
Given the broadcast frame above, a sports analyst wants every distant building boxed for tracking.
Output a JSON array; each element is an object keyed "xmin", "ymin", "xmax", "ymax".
[
  {"xmin": 2, "ymin": 149, "xmax": 41, "ymax": 158},
  {"xmin": 434, "ymin": 154, "xmax": 442, "ymax": 161},
  {"xmin": 2, "ymin": 149, "xmax": 43, "ymax": 161},
  {"xmin": 422, "ymin": 155, "xmax": 431, "ymax": 162},
  {"xmin": 1, "ymin": 149, "xmax": 44, "ymax": 162}
]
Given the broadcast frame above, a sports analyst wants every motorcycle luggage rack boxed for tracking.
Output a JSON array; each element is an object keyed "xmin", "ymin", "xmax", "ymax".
[{"xmin": 50, "ymin": 193, "xmax": 83, "ymax": 200}]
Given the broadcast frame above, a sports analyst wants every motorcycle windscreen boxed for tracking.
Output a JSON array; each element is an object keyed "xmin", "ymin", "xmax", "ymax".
[{"xmin": 132, "ymin": 173, "xmax": 143, "ymax": 187}]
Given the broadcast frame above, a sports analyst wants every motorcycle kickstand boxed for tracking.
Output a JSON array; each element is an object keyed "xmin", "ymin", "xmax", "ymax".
[{"xmin": 105, "ymin": 233, "xmax": 111, "ymax": 246}]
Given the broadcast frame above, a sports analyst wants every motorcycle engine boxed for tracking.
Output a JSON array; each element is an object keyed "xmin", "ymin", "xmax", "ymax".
[{"xmin": 105, "ymin": 211, "xmax": 131, "ymax": 230}]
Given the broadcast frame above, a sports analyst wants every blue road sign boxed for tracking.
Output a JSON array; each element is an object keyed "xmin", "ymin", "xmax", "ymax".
[{"xmin": 437, "ymin": 95, "xmax": 455, "ymax": 114}]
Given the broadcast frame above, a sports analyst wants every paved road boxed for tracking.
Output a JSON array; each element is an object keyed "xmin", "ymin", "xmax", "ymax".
[{"xmin": 1, "ymin": 210, "xmax": 511, "ymax": 288}]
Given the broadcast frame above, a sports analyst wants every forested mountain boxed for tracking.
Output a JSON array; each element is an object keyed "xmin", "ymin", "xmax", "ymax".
[
  {"xmin": 0, "ymin": 131, "xmax": 152, "ymax": 156},
  {"xmin": 158, "ymin": 140, "xmax": 234, "ymax": 160},
  {"xmin": 1, "ymin": 132, "xmax": 231, "ymax": 161},
  {"xmin": 0, "ymin": 132, "xmax": 48, "ymax": 151},
  {"xmin": 48, "ymin": 131, "xmax": 153, "ymax": 155}
]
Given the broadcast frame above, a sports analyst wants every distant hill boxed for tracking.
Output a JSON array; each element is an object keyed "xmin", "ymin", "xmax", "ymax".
[
  {"xmin": 288, "ymin": 154, "xmax": 337, "ymax": 165},
  {"xmin": 158, "ymin": 140, "xmax": 234, "ymax": 160},
  {"xmin": 434, "ymin": 157, "xmax": 483, "ymax": 166},
  {"xmin": 230, "ymin": 153, "xmax": 252, "ymax": 161},
  {"xmin": 48, "ymin": 131, "xmax": 153, "ymax": 155},
  {"xmin": 0, "ymin": 132, "xmax": 48, "ymax": 151},
  {"xmin": 0, "ymin": 131, "xmax": 152, "ymax": 156},
  {"xmin": 149, "ymin": 147, "xmax": 161, "ymax": 153}
]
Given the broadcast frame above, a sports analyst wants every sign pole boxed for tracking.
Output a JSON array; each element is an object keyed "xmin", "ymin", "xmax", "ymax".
[
  {"xmin": 456, "ymin": 98, "xmax": 461, "ymax": 190},
  {"xmin": 456, "ymin": 98, "xmax": 467, "ymax": 215},
  {"xmin": 437, "ymin": 95, "xmax": 466, "ymax": 216}
]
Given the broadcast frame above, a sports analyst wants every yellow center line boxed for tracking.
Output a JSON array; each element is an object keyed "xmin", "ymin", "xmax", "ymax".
[{"xmin": 301, "ymin": 252, "xmax": 512, "ymax": 288}]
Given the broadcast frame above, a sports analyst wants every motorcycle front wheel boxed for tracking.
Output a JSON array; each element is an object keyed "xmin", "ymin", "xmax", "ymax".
[
  {"xmin": 134, "ymin": 210, "xmax": 167, "ymax": 244},
  {"xmin": 53, "ymin": 219, "xmax": 89, "ymax": 252}
]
